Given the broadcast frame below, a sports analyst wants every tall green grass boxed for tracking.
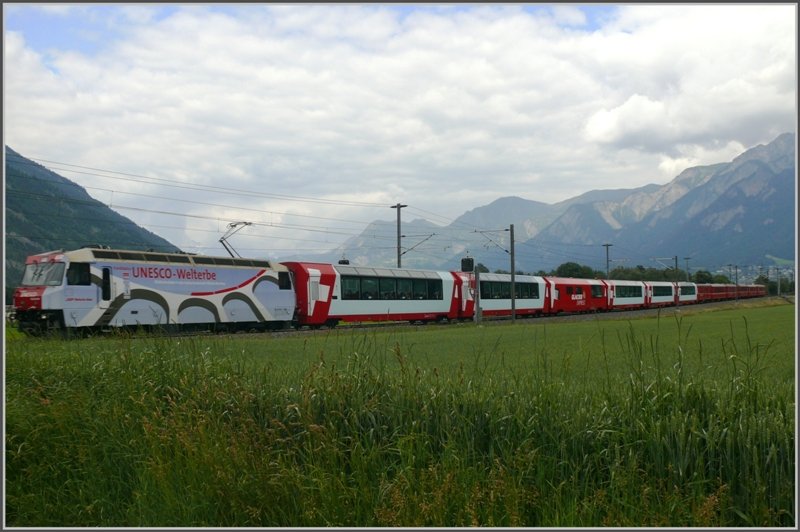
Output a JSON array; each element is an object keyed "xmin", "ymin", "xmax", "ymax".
[{"xmin": 5, "ymin": 303, "xmax": 795, "ymax": 526}]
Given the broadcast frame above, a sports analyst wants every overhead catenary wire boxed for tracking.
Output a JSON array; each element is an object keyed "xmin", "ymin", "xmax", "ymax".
[{"xmin": 7, "ymin": 155, "xmax": 760, "ymax": 274}]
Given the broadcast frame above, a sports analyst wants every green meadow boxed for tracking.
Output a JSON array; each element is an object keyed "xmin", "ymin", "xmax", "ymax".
[{"xmin": 5, "ymin": 300, "xmax": 795, "ymax": 527}]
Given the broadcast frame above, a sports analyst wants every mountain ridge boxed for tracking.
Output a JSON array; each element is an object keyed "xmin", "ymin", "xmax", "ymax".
[
  {"xmin": 4, "ymin": 132, "xmax": 796, "ymax": 302},
  {"xmin": 309, "ymin": 132, "xmax": 796, "ymax": 275}
]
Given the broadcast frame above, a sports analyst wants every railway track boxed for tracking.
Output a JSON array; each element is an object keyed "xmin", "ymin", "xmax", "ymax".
[
  {"xmin": 177, "ymin": 296, "xmax": 787, "ymax": 341},
  {"xmin": 18, "ymin": 296, "xmax": 785, "ymax": 341}
]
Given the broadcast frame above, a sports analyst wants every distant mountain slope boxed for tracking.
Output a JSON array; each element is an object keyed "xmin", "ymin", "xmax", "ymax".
[
  {"xmin": 5, "ymin": 146, "xmax": 181, "ymax": 302},
  {"xmin": 518, "ymin": 132, "xmax": 796, "ymax": 273},
  {"xmin": 307, "ymin": 132, "xmax": 795, "ymax": 274}
]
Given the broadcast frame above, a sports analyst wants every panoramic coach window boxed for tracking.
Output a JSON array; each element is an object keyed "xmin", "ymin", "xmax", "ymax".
[
  {"xmin": 380, "ymin": 278, "xmax": 397, "ymax": 300},
  {"xmin": 616, "ymin": 285, "xmax": 643, "ymax": 298},
  {"xmin": 397, "ymin": 278, "xmax": 413, "ymax": 300},
  {"xmin": 653, "ymin": 286, "xmax": 673, "ymax": 297},
  {"xmin": 516, "ymin": 283, "xmax": 537, "ymax": 299},
  {"xmin": 342, "ymin": 275, "xmax": 442, "ymax": 301},
  {"xmin": 361, "ymin": 277, "xmax": 379, "ymax": 300},
  {"xmin": 342, "ymin": 276, "xmax": 361, "ymax": 300}
]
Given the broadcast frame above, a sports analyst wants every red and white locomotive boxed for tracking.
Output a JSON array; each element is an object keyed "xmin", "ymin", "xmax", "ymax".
[
  {"xmin": 12, "ymin": 246, "xmax": 768, "ymax": 335},
  {"xmin": 12, "ymin": 247, "xmax": 295, "ymax": 334}
]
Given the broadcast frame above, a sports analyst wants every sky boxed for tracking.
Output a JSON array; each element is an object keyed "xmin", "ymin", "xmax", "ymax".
[{"xmin": 3, "ymin": 3, "xmax": 797, "ymax": 261}]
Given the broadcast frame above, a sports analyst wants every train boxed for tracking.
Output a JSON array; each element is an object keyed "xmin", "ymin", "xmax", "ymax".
[{"xmin": 11, "ymin": 246, "xmax": 767, "ymax": 335}]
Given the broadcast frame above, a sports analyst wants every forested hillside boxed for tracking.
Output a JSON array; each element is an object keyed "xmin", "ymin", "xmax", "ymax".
[{"xmin": 5, "ymin": 147, "xmax": 180, "ymax": 303}]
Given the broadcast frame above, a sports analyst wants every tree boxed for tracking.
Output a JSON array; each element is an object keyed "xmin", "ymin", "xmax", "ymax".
[
  {"xmin": 692, "ymin": 270, "xmax": 713, "ymax": 284},
  {"xmin": 555, "ymin": 262, "xmax": 600, "ymax": 279}
]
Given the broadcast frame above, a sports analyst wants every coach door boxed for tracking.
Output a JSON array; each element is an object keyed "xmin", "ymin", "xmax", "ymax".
[{"xmin": 306, "ymin": 268, "xmax": 330, "ymax": 317}]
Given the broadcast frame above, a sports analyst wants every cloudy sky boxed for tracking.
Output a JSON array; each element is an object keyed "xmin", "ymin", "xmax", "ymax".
[{"xmin": 4, "ymin": 3, "xmax": 797, "ymax": 260}]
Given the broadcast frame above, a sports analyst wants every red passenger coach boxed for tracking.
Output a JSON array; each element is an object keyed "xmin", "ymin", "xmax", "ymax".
[
  {"xmin": 282, "ymin": 262, "xmax": 465, "ymax": 327},
  {"xmin": 544, "ymin": 277, "xmax": 608, "ymax": 314},
  {"xmin": 696, "ymin": 283, "xmax": 734, "ymax": 302}
]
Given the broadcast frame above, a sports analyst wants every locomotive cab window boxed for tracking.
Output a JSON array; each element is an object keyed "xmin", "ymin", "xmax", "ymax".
[
  {"xmin": 21, "ymin": 262, "xmax": 65, "ymax": 286},
  {"xmin": 67, "ymin": 263, "xmax": 91, "ymax": 286}
]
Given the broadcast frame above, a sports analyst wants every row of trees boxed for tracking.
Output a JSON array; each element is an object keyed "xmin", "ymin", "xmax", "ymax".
[{"xmin": 478, "ymin": 261, "xmax": 795, "ymax": 296}]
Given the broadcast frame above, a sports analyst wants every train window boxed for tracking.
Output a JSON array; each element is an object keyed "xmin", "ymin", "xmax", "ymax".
[
  {"xmin": 429, "ymin": 279, "xmax": 443, "ymax": 299},
  {"xmin": 397, "ymin": 278, "xmax": 413, "ymax": 300},
  {"xmin": 102, "ymin": 268, "xmax": 111, "ymax": 301},
  {"xmin": 21, "ymin": 262, "xmax": 66, "ymax": 286},
  {"xmin": 591, "ymin": 285, "xmax": 604, "ymax": 298},
  {"xmin": 413, "ymin": 279, "xmax": 428, "ymax": 299},
  {"xmin": 117, "ymin": 251, "xmax": 147, "ymax": 261},
  {"xmin": 361, "ymin": 277, "xmax": 379, "ymax": 300},
  {"xmin": 341, "ymin": 276, "xmax": 360, "ymax": 300},
  {"xmin": 499, "ymin": 282, "xmax": 510, "ymax": 299},
  {"xmin": 67, "ymin": 263, "xmax": 91, "ymax": 286},
  {"xmin": 92, "ymin": 250, "xmax": 120, "ymax": 260},
  {"xmin": 479, "ymin": 281, "xmax": 494, "ymax": 299},
  {"xmin": 616, "ymin": 285, "xmax": 642, "ymax": 298},
  {"xmin": 380, "ymin": 278, "xmax": 397, "ymax": 300},
  {"xmin": 516, "ymin": 283, "xmax": 537, "ymax": 299},
  {"xmin": 653, "ymin": 285, "xmax": 673, "ymax": 297},
  {"xmin": 167, "ymin": 255, "xmax": 192, "ymax": 264},
  {"xmin": 680, "ymin": 285, "xmax": 696, "ymax": 296},
  {"xmin": 278, "ymin": 271, "xmax": 292, "ymax": 290}
]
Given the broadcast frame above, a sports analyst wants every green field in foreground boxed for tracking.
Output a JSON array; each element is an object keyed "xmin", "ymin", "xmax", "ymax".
[{"xmin": 5, "ymin": 300, "xmax": 796, "ymax": 526}]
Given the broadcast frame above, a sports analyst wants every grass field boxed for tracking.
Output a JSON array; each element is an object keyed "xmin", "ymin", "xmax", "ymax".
[{"xmin": 5, "ymin": 300, "xmax": 796, "ymax": 526}]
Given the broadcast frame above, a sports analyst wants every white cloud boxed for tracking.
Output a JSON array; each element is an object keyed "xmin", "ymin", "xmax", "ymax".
[
  {"xmin": 549, "ymin": 5, "xmax": 587, "ymax": 27},
  {"xmin": 4, "ymin": 4, "xmax": 796, "ymax": 257}
]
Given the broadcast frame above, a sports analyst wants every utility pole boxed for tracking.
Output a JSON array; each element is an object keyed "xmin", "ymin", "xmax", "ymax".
[
  {"xmin": 603, "ymin": 243, "xmax": 613, "ymax": 279},
  {"xmin": 510, "ymin": 224, "xmax": 516, "ymax": 323},
  {"xmin": 391, "ymin": 203, "xmax": 407, "ymax": 268},
  {"xmin": 474, "ymin": 267, "xmax": 482, "ymax": 324}
]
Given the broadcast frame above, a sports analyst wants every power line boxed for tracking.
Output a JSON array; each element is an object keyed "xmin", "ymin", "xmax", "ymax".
[{"xmin": 8, "ymin": 153, "xmax": 392, "ymax": 208}]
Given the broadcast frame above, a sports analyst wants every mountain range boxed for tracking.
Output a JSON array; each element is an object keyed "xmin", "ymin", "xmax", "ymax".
[
  {"xmin": 291, "ymin": 132, "xmax": 796, "ymax": 276},
  {"xmin": 4, "ymin": 133, "xmax": 796, "ymax": 302}
]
